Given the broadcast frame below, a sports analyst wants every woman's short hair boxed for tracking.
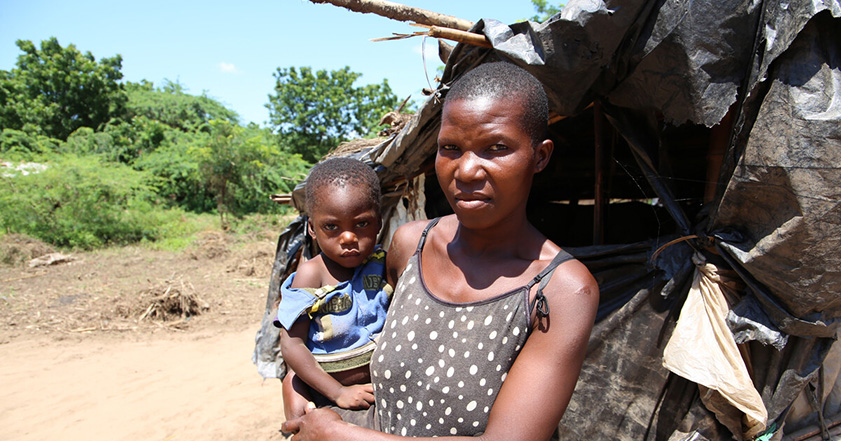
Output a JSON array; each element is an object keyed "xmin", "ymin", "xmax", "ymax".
[{"xmin": 445, "ymin": 61, "xmax": 549, "ymax": 144}]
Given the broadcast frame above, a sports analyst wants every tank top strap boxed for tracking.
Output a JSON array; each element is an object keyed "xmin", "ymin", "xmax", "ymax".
[
  {"xmin": 415, "ymin": 217, "xmax": 442, "ymax": 253},
  {"xmin": 526, "ymin": 249, "xmax": 575, "ymax": 318}
]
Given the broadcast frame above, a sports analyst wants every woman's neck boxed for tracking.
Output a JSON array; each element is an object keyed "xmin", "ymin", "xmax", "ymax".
[{"xmin": 450, "ymin": 213, "xmax": 539, "ymax": 258}]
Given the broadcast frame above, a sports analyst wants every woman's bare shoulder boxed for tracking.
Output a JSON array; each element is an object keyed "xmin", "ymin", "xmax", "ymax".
[
  {"xmin": 533, "ymin": 238, "xmax": 598, "ymax": 304},
  {"xmin": 390, "ymin": 219, "xmax": 430, "ymax": 248},
  {"xmin": 386, "ymin": 218, "xmax": 443, "ymax": 286},
  {"xmin": 545, "ymin": 253, "xmax": 599, "ymax": 313},
  {"xmin": 390, "ymin": 216, "xmax": 454, "ymax": 253}
]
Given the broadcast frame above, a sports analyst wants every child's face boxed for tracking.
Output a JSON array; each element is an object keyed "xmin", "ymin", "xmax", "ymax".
[
  {"xmin": 308, "ymin": 183, "xmax": 380, "ymax": 270},
  {"xmin": 436, "ymin": 96, "xmax": 551, "ymax": 230}
]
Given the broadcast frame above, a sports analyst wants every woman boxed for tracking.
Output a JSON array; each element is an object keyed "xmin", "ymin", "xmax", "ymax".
[{"xmin": 283, "ymin": 61, "xmax": 599, "ymax": 441}]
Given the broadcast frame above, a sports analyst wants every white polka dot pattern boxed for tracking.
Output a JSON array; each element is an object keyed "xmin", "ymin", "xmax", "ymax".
[{"xmin": 370, "ymin": 252, "xmax": 530, "ymax": 437}]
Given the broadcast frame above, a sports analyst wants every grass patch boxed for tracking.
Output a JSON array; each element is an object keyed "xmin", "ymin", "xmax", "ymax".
[{"xmin": 139, "ymin": 211, "xmax": 219, "ymax": 252}]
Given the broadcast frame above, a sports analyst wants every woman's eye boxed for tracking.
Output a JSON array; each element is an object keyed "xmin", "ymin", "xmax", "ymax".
[
  {"xmin": 489, "ymin": 144, "xmax": 508, "ymax": 152},
  {"xmin": 439, "ymin": 144, "xmax": 458, "ymax": 151}
]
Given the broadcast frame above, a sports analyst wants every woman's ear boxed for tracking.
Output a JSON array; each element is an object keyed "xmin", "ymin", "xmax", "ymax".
[{"xmin": 535, "ymin": 139, "xmax": 554, "ymax": 173}]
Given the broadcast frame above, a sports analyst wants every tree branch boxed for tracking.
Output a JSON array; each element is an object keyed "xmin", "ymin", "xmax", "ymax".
[{"xmin": 309, "ymin": 0, "xmax": 474, "ymax": 31}]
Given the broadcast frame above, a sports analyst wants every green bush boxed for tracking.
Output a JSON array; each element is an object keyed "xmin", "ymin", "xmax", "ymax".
[
  {"xmin": 134, "ymin": 132, "xmax": 216, "ymax": 213},
  {"xmin": 0, "ymin": 154, "xmax": 187, "ymax": 249},
  {"xmin": 0, "ymin": 128, "xmax": 61, "ymax": 158},
  {"xmin": 193, "ymin": 121, "xmax": 309, "ymax": 222},
  {"xmin": 62, "ymin": 118, "xmax": 170, "ymax": 164}
]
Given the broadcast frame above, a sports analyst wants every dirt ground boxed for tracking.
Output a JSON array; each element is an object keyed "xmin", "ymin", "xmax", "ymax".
[{"xmin": 0, "ymin": 229, "xmax": 292, "ymax": 440}]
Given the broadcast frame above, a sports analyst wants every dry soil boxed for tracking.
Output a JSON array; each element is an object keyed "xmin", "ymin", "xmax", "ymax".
[{"xmin": 0, "ymin": 229, "xmax": 291, "ymax": 440}]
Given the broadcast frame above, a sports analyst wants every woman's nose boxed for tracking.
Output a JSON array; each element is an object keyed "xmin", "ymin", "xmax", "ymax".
[{"xmin": 454, "ymin": 152, "xmax": 484, "ymax": 182}]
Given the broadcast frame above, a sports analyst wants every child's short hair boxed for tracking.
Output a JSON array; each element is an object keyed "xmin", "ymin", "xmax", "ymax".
[
  {"xmin": 305, "ymin": 157, "xmax": 381, "ymax": 215},
  {"xmin": 445, "ymin": 61, "xmax": 549, "ymax": 144}
]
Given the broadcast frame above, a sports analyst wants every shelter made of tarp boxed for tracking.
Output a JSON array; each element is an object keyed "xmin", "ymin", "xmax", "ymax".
[{"xmin": 254, "ymin": 1, "xmax": 841, "ymax": 439}]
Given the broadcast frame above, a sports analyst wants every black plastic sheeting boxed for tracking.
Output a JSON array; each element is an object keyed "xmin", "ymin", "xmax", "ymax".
[{"xmin": 254, "ymin": 1, "xmax": 841, "ymax": 439}]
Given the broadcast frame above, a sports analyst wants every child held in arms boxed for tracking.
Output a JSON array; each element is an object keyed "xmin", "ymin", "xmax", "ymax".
[{"xmin": 274, "ymin": 157, "xmax": 391, "ymax": 420}]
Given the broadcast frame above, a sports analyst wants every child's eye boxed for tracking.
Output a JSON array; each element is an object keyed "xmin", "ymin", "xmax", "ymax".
[
  {"xmin": 356, "ymin": 221, "xmax": 369, "ymax": 228},
  {"xmin": 322, "ymin": 224, "xmax": 337, "ymax": 231}
]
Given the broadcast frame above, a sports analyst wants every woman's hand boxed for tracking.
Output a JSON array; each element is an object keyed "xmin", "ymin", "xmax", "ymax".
[
  {"xmin": 282, "ymin": 406, "xmax": 343, "ymax": 440},
  {"xmin": 335, "ymin": 383, "xmax": 375, "ymax": 410}
]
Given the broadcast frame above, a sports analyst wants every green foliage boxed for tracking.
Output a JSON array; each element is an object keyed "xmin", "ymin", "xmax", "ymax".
[
  {"xmin": 0, "ymin": 38, "xmax": 316, "ymax": 250},
  {"xmin": 124, "ymin": 80, "xmax": 239, "ymax": 133},
  {"xmin": 267, "ymin": 66, "xmax": 399, "ymax": 162},
  {"xmin": 134, "ymin": 130, "xmax": 215, "ymax": 213},
  {"xmin": 193, "ymin": 121, "xmax": 308, "ymax": 225},
  {"xmin": 1, "ymin": 128, "xmax": 61, "ymax": 158},
  {"xmin": 530, "ymin": 0, "xmax": 564, "ymax": 22},
  {"xmin": 0, "ymin": 38, "xmax": 126, "ymax": 140},
  {"xmin": 0, "ymin": 154, "xmax": 180, "ymax": 249}
]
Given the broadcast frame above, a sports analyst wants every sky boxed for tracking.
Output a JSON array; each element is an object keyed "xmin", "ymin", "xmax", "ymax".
[{"xmin": 0, "ymin": 0, "xmax": 538, "ymax": 126}]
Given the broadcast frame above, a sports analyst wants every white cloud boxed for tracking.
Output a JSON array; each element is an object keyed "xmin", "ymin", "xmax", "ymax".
[{"xmin": 218, "ymin": 62, "xmax": 239, "ymax": 74}]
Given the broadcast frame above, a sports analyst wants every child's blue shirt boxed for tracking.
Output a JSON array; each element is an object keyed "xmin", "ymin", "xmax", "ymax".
[{"xmin": 274, "ymin": 247, "xmax": 392, "ymax": 372}]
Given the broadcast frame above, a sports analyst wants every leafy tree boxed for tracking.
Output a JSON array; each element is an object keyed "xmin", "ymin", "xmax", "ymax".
[
  {"xmin": 266, "ymin": 66, "xmax": 399, "ymax": 162},
  {"xmin": 530, "ymin": 0, "xmax": 564, "ymax": 22},
  {"xmin": 124, "ymin": 80, "xmax": 239, "ymax": 133},
  {"xmin": 194, "ymin": 121, "xmax": 308, "ymax": 225},
  {"xmin": 134, "ymin": 130, "xmax": 216, "ymax": 213},
  {"xmin": 0, "ymin": 38, "xmax": 126, "ymax": 140}
]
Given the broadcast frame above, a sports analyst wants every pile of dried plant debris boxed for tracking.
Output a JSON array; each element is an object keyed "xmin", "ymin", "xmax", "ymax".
[{"xmin": 137, "ymin": 276, "xmax": 210, "ymax": 327}]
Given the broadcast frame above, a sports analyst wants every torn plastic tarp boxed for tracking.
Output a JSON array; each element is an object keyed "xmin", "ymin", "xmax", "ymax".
[{"xmin": 663, "ymin": 253, "xmax": 766, "ymax": 440}]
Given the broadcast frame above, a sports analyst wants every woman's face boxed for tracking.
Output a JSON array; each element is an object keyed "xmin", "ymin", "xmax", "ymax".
[
  {"xmin": 436, "ymin": 96, "xmax": 551, "ymax": 230},
  {"xmin": 307, "ymin": 183, "xmax": 381, "ymax": 269}
]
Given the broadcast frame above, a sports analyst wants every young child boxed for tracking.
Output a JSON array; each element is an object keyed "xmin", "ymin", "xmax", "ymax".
[{"xmin": 274, "ymin": 157, "xmax": 391, "ymax": 421}]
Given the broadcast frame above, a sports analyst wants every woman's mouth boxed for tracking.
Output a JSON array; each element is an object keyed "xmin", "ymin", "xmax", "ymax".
[{"xmin": 455, "ymin": 194, "xmax": 490, "ymax": 209}]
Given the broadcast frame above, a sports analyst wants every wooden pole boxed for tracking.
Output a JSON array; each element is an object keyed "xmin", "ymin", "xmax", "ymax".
[
  {"xmin": 593, "ymin": 102, "xmax": 607, "ymax": 245},
  {"xmin": 371, "ymin": 24, "xmax": 491, "ymax": 49},
  {"xmin": 410, "ymin": 24, "xmax": 491, "ymax": 48},
  {"xmin": 705, "ymin": 106, "xmax": 734, "ymax": 203},
  {"xmin": 309, "ymin": 0, "xmax": 474, "ymax": 31}
]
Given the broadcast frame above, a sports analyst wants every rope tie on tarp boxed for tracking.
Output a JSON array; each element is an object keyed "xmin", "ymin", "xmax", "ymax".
[{"xmin": 650, "ymin": 234, "xmax": 706, "ymax": 264}]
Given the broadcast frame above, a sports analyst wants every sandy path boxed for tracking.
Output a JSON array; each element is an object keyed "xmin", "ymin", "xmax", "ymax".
[{"xmin": 0, "ymin": 326, "xmax": 289, "ymax": 441}]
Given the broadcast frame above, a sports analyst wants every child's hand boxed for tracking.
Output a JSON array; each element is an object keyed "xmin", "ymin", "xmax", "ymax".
[{"xmin": 334, "ymin": 383, "xmax": 375, "ymax": 410}]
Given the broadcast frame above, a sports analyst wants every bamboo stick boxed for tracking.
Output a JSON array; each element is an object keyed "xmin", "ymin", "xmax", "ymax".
[
  {"xmin": 371, "ymin": 24, "xmax": 491, "ymax": 49},
  {"xmin": 309, "ymin": 0, "xmax": 474, "ymax": 31},
  {"xmin": 425, "ymin": 25, "xmax": 491, "ymax": 48}
]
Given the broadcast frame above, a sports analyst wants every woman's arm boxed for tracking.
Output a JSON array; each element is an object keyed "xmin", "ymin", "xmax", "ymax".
[{"xmin": 480, "ymin": 258, "xmax": 599, "ymax": 441}]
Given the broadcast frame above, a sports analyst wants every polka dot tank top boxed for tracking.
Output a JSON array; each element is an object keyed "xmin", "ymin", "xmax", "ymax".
[{"xmin": 369, "ymin": 218, "xmax": 572, "ymax": 436}]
